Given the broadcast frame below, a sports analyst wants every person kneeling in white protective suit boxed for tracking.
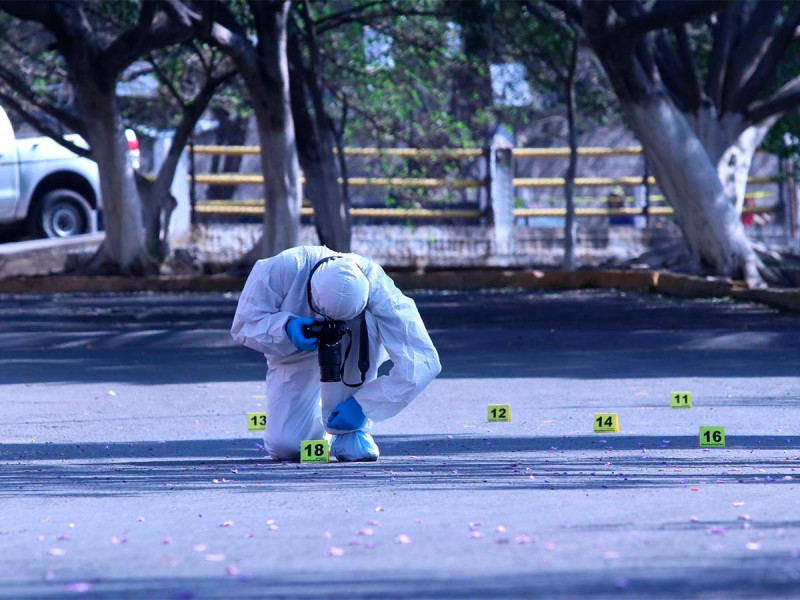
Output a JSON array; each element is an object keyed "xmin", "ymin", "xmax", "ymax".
[{"xmin": 231, "ymin": 246, "xmax": 441, "ymax": 462}]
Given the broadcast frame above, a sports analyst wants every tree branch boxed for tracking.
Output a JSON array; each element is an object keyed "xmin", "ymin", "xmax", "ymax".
[
  {"xmin": 721, "ymin": 0, "xmax": 783, "ymax": 114},
  {"xmin": 0, "ymin": 63, "xmax": 86, "ymax": 134},
  {"xmin": 0, "ymin": 90, "xmax": 91, "ymax": 158},
  {"xmin": 653, "ymin": 30, "xmax": 692, "ymax": 110},
  {"xmin": 617, "ymin": 0, "xmax": 727, "ymax": 38},
  {"xmin": 747, "ymin": 75, "xmax": 800, "ymax": 124},
  {"xmin": 545, "ymin": 0, "xmax": 583, "ymax": 26},
  {"xmin": 735, "ymin": 1, "xmax": 800, "ymax": 112},
  {"xmin": 315, "ymin": 6, "xmax": 447, "ymax": 35},
  {"xmin": 673, "ymin": 24, "xmax": 704, "ymax": 110},
  {"xmin": 705, "ymin": 1, "xmax": 742, "ymax": 110}
]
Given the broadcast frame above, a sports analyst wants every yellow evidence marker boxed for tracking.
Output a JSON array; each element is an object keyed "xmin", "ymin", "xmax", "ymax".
[
  {"xmin": 247, "ymin": 412, "xmax": 267, "ymax": 431},
  {"xmin": 699, "ymin": 426, "xmax": 725, "ymax": 448},
  {"xmin": 670, "ymin": 391, "xmax": 692, "ymax": 408},
  {"xmin": 300, "ymin": 440, "xmax": 330, "ymax": 463},
  {"xmin": 594, "ymin": 413, "xmax": 619, "ymax": 433},
  {"xmin": 488, "ymin": 404, "xmax": 511, "ymax": 422}
]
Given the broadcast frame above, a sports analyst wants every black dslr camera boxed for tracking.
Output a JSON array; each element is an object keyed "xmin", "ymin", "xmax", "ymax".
[{"xmin": 302, "ymin": 320, "xmax": 350, "ymax": 382}]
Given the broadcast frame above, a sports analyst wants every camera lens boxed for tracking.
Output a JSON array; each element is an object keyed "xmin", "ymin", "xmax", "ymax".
[{"xmin": 318, "ymin": 341, "xmax": 342, "ymax": 382}]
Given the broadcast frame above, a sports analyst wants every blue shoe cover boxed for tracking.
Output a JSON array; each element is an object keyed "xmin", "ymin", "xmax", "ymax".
[{"xmin": 330, "ymin": 431, "xmax": 379, "ymax": 462}]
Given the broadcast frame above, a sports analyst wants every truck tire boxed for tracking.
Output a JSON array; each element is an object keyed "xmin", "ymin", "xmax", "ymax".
[{"xmin": 28, "ymin": 189, "xmax": 93, "ymax": 239}]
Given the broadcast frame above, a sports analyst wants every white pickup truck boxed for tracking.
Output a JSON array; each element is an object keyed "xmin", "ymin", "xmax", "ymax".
[{"xmin": 0, "ymin": 105, "xmax": 140, "ymax": 239}]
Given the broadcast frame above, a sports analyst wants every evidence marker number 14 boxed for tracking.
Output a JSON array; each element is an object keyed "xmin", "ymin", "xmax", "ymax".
[
  {"xmin": 248, "ymin": 412, "xmax": 267, "ymax": 431},
  {"xmin": 488, "ymin": 405, "xmax": 511, "ymax": 422},
  {"xmin": 594, "ymin": 413, "xmax": 619, "ymax": 433}
]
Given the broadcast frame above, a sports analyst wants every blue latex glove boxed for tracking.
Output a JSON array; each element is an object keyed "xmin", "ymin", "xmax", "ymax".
[
  {"xmin": 286, "ymin": 317, "xmax": 318, "ymax": 352},
  {"xmin": 326, "ymin": 397, "xmax": 367, "ymax": 432}
]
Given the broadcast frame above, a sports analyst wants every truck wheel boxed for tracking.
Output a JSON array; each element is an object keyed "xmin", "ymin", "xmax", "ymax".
[{"xmin": 30, "ymin": 189, "xmax": 92, "ymax": 239}]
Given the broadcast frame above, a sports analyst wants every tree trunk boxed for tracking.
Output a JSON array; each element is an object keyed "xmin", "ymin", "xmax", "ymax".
[
  {"xmin": 562, "ymin": 36, "xmax": 579, "ymax": 271},
  {"xmin": 623, "ymin": 95, "xmax": 762, "ymax": 284},
  {"xmin": 74, "ymin": 82, "xmax": 155, "ymax": 275},
  {"xmin": 288, "ymin": 39, "xmax": 351, "ymax": 252}
]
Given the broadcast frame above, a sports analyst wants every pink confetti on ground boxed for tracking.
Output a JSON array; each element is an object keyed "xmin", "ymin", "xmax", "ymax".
[
  {"xmin": 205, "ymin": 554, "xmax": 226, "ymax": 562},
  {"xmin": 109, "ymin": 537, "xmax": 127, "ymax": 545},
  {"xmin": 707, "ymin": 526, "xmax": 726, "ymax": 535},
  {"xmin": 358, "ymin": 528, "xmax": 375, "ymax": 536},
  {"xmin": 43, "ymin": 571, "xmax": 54, "ymax": 581},
  {"xmin": 738, "ymin": 514, "xmax": 752, "ymax": 521},
  {"xmin": 219, "ymin": 521, "xmax": 234, "ymax": 528},
  {"xmin": 543, "ymin": 541, "xmax": 556, "ymax": 551},
  {"xmin": 562, "ymin": 523, "xmax": 576, "ymax": 529},
  {"xmin": 245, "ymin": 533, "xmax": 255, "ymax": 539},
  {"xmin": 496, "ymin": 525, "xmax": 506, "ymax": 533},
  {"xmin": 322, "ymin": 531, "xmax": 332, "ymax": 539},
  {"xmin": 375, "ymin": 507, "xmax": 385, "ymax": 513},
  {"xmin": 326, "ymin": 546, "xmax": 345, "ymax": 557},
  {"xmin": 268, "ymin": 524, "xmax": 279, "ymax": 531},
  {"xmin": 225, "ymin": 565, "xmax": 241, "ymax": 576},
  {"xmin": 162, "ymin": 537, "xmax": 173, "ymax": 545},
  {"xmin": 415, "ymin": 519, "xmax": 424, "ymax": 524},
  {"xmin": 192, "ymin": 544, "xmax": 208, "ymax": 552},
  {"xmin": 367, "ymin": 520, "xmax": 379, "ymax": 526},
  {"xmin": 470, "ymin": 531, "xmax": 484, "ymax": 539},
  {"xmin": 746, "ymin": 542, "xmax": 762, "ymax": 551},
  {"xmin": 137, "ymin": 517, "xmax": 146, "ymax": 523},
  {"xmin": 364, "ymin": 542, "xmax": 377, "ymax": 549},
  {"xmin": 47, "ymin": 548, "xmax": 66, "ymax": 556},
  {"xmin": 347, "ymin": 539, "xmax": 362, "ymax": 547},
  {"xmin": 733, "ymin": 501, "xmax": 745, "ymax": 506},
  {"xmin": 515, "ymin": 535, "xmax": 534, "ymax": 545},
  {"xmin": 395, "ymin": 534, "xmax": 412, "ymax": 544},
  {"xmin": 65, "ymin": 582, "xmax": 91, "ymax": 593},
  {"xmin": 57, "ymin": 535, "xmax": 70, "ymax": 541},
  {"xmin": 689, "ymin": 516, "xmax": 700, "ymax": 523},
  {"xmin": 68, "ymin": 523, "xmax": 76, "ymax": 529},
  {"xmin": 602, "ymin": 551, "xmax": 619, "ymax": 560}
]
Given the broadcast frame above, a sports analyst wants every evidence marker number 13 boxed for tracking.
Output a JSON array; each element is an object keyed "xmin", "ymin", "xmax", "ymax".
[
  {"xmin": 488, "ymin": 405, "xmax": 511, "ymax": 422},
  {"xmin": 248, "ymin": 412, "xmax": 267, "ymax": 431}
]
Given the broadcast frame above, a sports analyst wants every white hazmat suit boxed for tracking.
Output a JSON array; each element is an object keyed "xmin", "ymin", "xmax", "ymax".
[{"xmin": 231, "ymin": 246, "xmax": 441, "ymax": 461}]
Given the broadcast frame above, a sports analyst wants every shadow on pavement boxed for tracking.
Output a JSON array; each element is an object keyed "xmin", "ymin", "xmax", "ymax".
[
  {"xmin": 2, "ymin": 290, "xmax": 800, "ymax": 384},
  {"xmin": 1, "ymin": 435, "xmax": 796, "ymax": 498},
  {"xmin": 5, "ymin": 563, "xmax": 800, "ymax": 599}
]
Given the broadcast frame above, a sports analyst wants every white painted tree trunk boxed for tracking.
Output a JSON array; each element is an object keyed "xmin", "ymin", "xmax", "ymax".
[
  {"xmin": 622, "ymin": 97, "xmax": 762, "ymax": 283},
  {"xmin": 254, "ymin": 110, "xmax": 301, "ymax": 258},
  {"xmin": 76, "ymin": 85, "xmax": 151, "ymax": 273}
]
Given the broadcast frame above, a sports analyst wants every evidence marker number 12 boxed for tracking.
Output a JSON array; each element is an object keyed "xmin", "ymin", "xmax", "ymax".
[
  {"xmin": 248, "ymin": 412, "xmax": 267, "ymax": 431},
  {"xmin": 488, "ymin": 404, "xmax": 511, "ymax": 422}
]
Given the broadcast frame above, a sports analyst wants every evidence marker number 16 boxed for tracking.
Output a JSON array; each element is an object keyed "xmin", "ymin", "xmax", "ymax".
[
  {"xmin": 488, "ymin": 405, "xmax": 511, "ymax": 422},
  {"xmin": 248, "ymin": 412, "xmax": 267, "ymax": 431}
]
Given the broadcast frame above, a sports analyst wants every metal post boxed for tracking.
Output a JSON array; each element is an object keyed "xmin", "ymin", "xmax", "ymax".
[
  {"xmin": 643, "ymin": 155, "xmax": 651, "ymax": 227},
  {"xmin": 489, "ymin": 134, "xmax": 515, "ymax": 259},
  {"xmin": 189, "ymin": 139, "xmax": 197, "ymax": 227}
]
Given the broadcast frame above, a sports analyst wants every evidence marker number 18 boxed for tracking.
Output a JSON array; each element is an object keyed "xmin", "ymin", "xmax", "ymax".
[
  {"xmin": 301, "ymin": 440, "xmax": 329, "ymax": 463},
  {"xmin": 248, "ymin": 412, "xmax": 267, "ymax": 431},
  {"xmin": 488, "ymin": 405, "xmax": 511, "ymax": 422}
]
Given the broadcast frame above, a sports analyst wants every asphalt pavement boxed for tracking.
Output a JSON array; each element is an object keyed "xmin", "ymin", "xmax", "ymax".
[{"xmin": 1, "ymin": 288, "xmax": 799, "ymax": 599}]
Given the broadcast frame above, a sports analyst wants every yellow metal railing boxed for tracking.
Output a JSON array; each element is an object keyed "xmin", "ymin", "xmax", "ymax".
[{"xmin": 188, "ymin": 145, "xmax": 779, "ymax": 219}]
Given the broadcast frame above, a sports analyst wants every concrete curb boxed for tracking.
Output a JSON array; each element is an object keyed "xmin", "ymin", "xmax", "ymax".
[{"xmin": 0, "ymin": 268, "xmax": 797, "ymax": 312}]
